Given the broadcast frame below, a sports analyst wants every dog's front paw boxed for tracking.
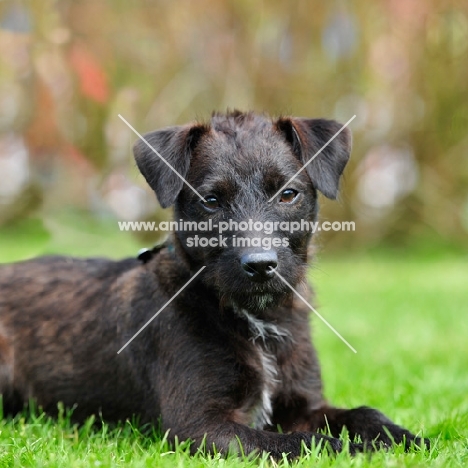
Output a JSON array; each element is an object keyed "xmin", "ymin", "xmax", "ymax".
[
  {"xmin": 367, "ymin": 425, "xmax": 430, "ymax": 452},
  {"xmin": 346, "ymin": 406, "xmax": 429, "ymax": 451}
]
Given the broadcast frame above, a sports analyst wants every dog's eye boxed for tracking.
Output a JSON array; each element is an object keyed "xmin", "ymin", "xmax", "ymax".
[
  {"xmin": 279, "ymin": 189, "xmax": 298, "ymax": 204},
  {"xmin": 201, "ymin": 196, "xmax": 220, "ymax": 211}
]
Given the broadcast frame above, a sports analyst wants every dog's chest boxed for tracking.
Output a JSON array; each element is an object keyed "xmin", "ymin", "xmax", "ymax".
[
  {"xmin": 250, "ymin": 346, "xmax": 279, "ymax": 429},
  {"xmin": 233, "ymin": 307, "xmax": 289, "ymax": 429}
]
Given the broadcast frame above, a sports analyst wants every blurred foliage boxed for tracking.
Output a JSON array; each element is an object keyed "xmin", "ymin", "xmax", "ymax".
[{"xmin": 0, "ymin": 0, "xmax": 467, "ymax": 251}]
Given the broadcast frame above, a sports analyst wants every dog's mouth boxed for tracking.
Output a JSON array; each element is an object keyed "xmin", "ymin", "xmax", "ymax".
[
  {"xmin": 220, "ymin": 286, "xmax": 291, "ymax": 316},
  {"xmin": 234, "ymin": 292, "xmax": 276, "ymax": 310},
  {"xmin": 225, "ymin": 278, "xmax": 287, "ymax": 297}
]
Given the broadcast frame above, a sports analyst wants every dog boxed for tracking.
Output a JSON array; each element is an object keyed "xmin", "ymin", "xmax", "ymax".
[{"xmin": 0, "ymin": 111, "xmax": 427, "ymax": 458}]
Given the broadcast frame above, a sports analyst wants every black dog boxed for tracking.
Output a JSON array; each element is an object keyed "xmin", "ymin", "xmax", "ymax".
[{"xmin": 0, "ymin": 111, "xmax": 427, "ymax": 458}]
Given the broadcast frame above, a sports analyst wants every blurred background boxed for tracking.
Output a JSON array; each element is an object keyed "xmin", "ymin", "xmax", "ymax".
[
  {"xmin": 1, "ymin": 3, "xmax": 467, "ymax": 456},
  {"xmin": 0, "ymin": 0, "xmax": 467, "ymax": 259}
]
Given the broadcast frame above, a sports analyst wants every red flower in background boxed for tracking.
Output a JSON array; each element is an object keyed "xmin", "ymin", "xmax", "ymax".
[{"xmin": 69, "ymin": 43, "xmax": 109, "ymax": 104}]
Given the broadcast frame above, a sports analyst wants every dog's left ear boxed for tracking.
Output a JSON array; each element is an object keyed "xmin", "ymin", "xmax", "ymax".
[
  {"xmin": 276, "ymin": 117, "xmax": 352, "ymax": 199},
  {"xmin": 133, "ymin": 124, "xmax": 207, "ymax": 208}
]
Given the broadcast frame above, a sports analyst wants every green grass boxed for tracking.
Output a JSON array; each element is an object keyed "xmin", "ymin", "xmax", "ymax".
[{"xmin": 1, "ymin": 217, "xmax": 467, "ymax": 467}]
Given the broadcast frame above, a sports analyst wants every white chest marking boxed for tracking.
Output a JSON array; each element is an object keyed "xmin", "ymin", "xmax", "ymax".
[
  {"xmin": 251, "ymin": 348, "xmax": 279, "ymax": 429},
  {"xmin": 232, "ymin": 306, "xmax": 290, "ymax": 429},
  {"xmin": 236, "ymin": 307, "xmax": 291, "ymax": 344}
]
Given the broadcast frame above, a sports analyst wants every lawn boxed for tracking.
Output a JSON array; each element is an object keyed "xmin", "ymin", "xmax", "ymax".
[{"xmin": 0, "ymin": 216, "xmax": 467, "ymax": 467}]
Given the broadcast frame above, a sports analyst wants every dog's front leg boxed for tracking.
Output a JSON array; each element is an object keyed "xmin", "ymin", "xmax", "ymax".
[
  {"xmin": 306, "ymin": 406, "xmax": 429, "ymax": 450},
  {"xmin": 157, "ymin": 368, "xmax": 361, "ymax": 458}
]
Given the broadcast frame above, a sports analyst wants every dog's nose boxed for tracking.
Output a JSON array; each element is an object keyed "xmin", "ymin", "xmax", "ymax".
[{"xmin": 240, "ymin": 252, "xmax": 278, "ymax": 281}]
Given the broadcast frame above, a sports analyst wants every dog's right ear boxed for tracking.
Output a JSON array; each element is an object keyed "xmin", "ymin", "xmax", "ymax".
[{"xmin": 133, "ymin": 124, "xmax": 207, "ymax": 208}]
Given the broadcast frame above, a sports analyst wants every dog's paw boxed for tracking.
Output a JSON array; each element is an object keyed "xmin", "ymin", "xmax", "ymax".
[
  {"xmin": 344, "ymin": 407, "xmax": 429, "ymax": 451},
  {"xmin": 370, "ymin": 426, "xmax": 430, "ymax": 451}
]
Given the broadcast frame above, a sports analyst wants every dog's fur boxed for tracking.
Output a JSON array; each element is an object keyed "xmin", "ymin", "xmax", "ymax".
[{"xmin": 0, "ymin": 111, "xmax": 427, "ymax": 458}]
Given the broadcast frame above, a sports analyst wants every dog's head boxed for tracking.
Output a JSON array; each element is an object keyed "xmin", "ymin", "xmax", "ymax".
[{"xmin": 134, "ymin": 111, "xmax": 351, "ymax": 314}]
